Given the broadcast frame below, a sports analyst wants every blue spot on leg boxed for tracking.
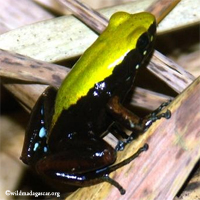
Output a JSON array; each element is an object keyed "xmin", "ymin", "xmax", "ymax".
[
  {"xmin": 41, "ymin": 107, "xmax": 44, "ymax": 115},
  {"xmin": 39, "ymin": 127, "xmax": 46, "ymax": 138},
  {"xmin": 43, "ymin": 147, "xmax": 48, "ymax": 152},
  {"xmin": 33, "ymin": 143, "xmax": 39, "ymax": 151}
]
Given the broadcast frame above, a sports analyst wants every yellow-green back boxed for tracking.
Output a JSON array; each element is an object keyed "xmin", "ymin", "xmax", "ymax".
[{"xmin": 52, "ymin": 12, "xmax": 155, "ymax": 126}]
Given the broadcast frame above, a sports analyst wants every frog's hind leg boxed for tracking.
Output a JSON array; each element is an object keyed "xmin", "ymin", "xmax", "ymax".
[
  {"xmin": 20, "ymin": 86, "xmax": 57, "ymax": 165},
  {"xmin": 99, "ymin": 143, "xmax": 148, "ymax": 194}
]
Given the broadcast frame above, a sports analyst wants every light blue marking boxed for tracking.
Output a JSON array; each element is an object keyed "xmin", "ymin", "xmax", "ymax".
[
  {"xmin": 41, "ymin": 107, "xmax": 44, "ymax": 115},
  {"xmin": 135, "ymin": 64, "xmax": 140, "ymax": 69},
  {"xmin": 33, "ymin": 143, "xmax": 39, "ymax": 151},
  {"xmin": 39, "ymin": 127, "xmax": 46, "ymax": 138},
  {"xmin": 43, "ymin": 147, "xmax": 48, "ymax": 152}
]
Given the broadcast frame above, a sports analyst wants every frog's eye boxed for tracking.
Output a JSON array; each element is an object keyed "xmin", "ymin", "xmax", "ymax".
[{"xmin": 137, "ymin": 33, "xmax": 150, "ymax": 55}]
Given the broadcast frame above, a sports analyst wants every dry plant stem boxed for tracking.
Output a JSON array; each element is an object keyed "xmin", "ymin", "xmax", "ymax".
[
  {"xmin": 58, "ymin": 0, "xmax": 181, "ymax": 32},
  {"xmin": 3, "ymin": 84, "xmax": 46, "ymax": 112},
  {"xmin": 150, "ymin": 51, "xmax": 195, "ymax": 93},
  {"xmin": 132, "ymin": 87, "xmax": 172, "ymax": 111},
  {"xmin": 1, "ymin": 49, "xmax": 191, "ymax": 112},
  {"xmin": 0, "ymin": 0, "xmax": 54, "ymax": 34},
  {"xmin": 0, "ymin": 49, "xmax": 172, "ymax": 112},
  {"xmin": 146, "ymin": 0, "xmax": 181, "ymax": 24},
  {"xmin": 174, "ymin": 165, "xmax": 200, "ymax": 200},
  {"xmin": 1, "ymin": 49, "xmax": 194, "ymax": 97},
  {"xmin": 58, "ymin": 0, "xmax": 108, "ymax": 33},
  {"xmin": 0, "ymin": 49, "xmax": 69, "ymax": 87}
]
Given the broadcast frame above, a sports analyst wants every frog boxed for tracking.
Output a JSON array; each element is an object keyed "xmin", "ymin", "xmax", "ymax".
[{"xmin": 20, "ymin": 11, "xmax": 171, "ymax": 195}]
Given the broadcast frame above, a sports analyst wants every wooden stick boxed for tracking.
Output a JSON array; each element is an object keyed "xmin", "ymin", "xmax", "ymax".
[
  {"xmin": 150, "ymin": 51, "xmax": 194, "ymax": 93},
  {"xmin": 58, "ymin": 0, "xmax": 182, "ymax": 31},
  {"xmin": 174, "ymin": 164, "xmax": 200, "ymax": 200},
  {"xmin": 146, "ymin": 0, "xmax": 181, "ymax": 23},
  {"xmin": 58, "ymin": 0, "xmax": 108, "ymax": 33},
  {"xmin": 0, "ymin": 49, "xmax": 173, "ymax": 112},
  {"xmin": 0, "ymin": 49, "xmax": 69, "ymax": 87}
]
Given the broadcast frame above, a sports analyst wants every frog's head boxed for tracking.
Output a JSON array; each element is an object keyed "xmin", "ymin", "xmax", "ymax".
[
  {"xmin": 98, "ymin": 12, "xmax": 156, "ymax": 88},
  {"xmin": 106, "ymin": 11, "xmax": 156, "ymax": 69}
]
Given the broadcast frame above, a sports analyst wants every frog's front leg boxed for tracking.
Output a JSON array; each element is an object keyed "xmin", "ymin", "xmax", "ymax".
[
  {"xmin": 20, "ymin": 86, "xmax": 57, "ymax": 165},
  {"xmin": 107, "ymin": 96, "xmax": 171, "ymax": 150}
]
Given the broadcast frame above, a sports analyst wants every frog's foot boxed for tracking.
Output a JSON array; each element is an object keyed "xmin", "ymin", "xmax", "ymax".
[
  {"xmin": 144, "ymin": 101, "xmax": 171, "ymax": 130},
  {"xmin": 103, "ymin": 143, "xmax": 148, "ymax": 194}
]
